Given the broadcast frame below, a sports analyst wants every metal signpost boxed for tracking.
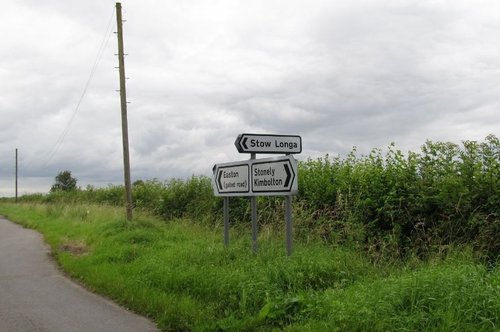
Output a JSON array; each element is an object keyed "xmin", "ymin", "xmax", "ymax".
[{"xmin": 213, "ymin": 134, "xmax": 302, "ymax": 256}]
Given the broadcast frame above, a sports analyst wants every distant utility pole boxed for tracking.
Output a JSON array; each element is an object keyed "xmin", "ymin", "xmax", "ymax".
[
  {"xmin": 116, "ymin": 2, "xmax": 133, "ymax": 221},
  {"xmin": 15, "ymin": 148, "xmax": 18, "ymax": 203}
]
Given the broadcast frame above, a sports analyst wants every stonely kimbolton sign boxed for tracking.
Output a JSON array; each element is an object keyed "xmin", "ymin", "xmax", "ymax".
[
  {"xmin": 212, "ymin": 155, "xmax": 298, "ymax": 197},
  {"xmin": 234, "ymin": 134, "xmax": 302, "ymax": 154},
  {"xmin": 252, "ymin": 157, "xmax": 295, "ymax": 193}
]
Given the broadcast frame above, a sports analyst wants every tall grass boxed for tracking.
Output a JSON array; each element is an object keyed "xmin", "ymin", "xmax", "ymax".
[
  {"xmin": 0, "ymin": 203, "xmax": 498, "ymax": 331},
  {"xmin": 289, "ymin": 254, "xmax": 500, "ymax": 331}
]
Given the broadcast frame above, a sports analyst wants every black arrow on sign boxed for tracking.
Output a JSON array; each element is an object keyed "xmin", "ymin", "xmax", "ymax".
[
  {"xmin": 242, "ymin": 137, "xmax": 248, "ymax": 150},
  {"xmin": 234, "ymin": 135, "xmax": 243, "ymax": 152},
  {"xmin": 284, "ymin": 163, "xmax": 291, "ymax": 187},
  {"xmin": 217, "ymin": 170, "xmax": 223, "ymax": 191}
]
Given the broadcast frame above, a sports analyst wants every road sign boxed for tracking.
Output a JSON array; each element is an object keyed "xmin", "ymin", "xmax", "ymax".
[
  {"xmin": 214, "ymin": 163, "xmax": 250, "ymax": 195},
  {"xmin": 252, "ymin": 157, "xmax": 296, "ymax": 193},
  {"xmin": 212, "ymin": 155, "xmax": 298, "ymax": 196},
  {"xmin": 235, "ymin": 134, "xmax": 302, "ymax": 154}
]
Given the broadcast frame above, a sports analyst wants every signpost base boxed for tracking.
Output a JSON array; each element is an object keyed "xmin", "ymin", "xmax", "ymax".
[
  {"xmin": 285, "ymin": 195, "xmax": 293, "ymax": 256},
  {"xmin": 223, "ymin": 197, "xmax": 229, "ymax": 247},
  {"xmin": 251, "ymin": 197, "xmax": 258, "ymax": 254}
]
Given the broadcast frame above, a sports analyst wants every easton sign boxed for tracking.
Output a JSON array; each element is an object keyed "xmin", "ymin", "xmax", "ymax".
[
  {"xmin": 213, "ymin": 163, "xmax": 249, "ymax": 196},
  {"xmin": 213, "ymin": 155, "xmax": 298, "ymax": 197},
  {"xmin": 235, "ymin": 133, "xmax": 302, "ymax": 154}
]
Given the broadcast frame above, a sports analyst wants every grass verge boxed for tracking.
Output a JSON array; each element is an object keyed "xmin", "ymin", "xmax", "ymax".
[{"xmin": 0, "ymin": 202, "xmax": 498, "ymax": 331}]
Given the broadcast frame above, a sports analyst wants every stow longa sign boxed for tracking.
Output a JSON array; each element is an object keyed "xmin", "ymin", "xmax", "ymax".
[
  {"xmin": 212, "ymin": 155, "xmax": 298, "ymax": 197},
  {"xmin": 235, "ymin": 134, "xmax": 302, "ymax": 154}
]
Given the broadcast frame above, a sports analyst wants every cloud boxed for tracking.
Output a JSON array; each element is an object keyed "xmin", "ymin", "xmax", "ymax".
[{"xmin": 1, "ymin": 0, "xmax": 499, "ymax": 196}]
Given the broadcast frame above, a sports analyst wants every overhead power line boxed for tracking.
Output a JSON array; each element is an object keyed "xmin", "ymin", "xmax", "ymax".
[{"xmin": 40, "ymin": 7, "xmax": 116, "ymax": 169}]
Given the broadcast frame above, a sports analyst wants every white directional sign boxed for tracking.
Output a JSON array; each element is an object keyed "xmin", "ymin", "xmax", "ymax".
[
  {"xmin": 212, "ymin": 155, "xmax": 298, "ymax": 196},
  {"xmin": 235, "ymin": 134, "xmax": 302, "ymax": 154},
  {"xmin": 252, "ymin": 157, "xmax": 296, "ymax": 194},
  {"xmin": 214, "ymin": 163, "xmax": 250, "ymax": 195}
]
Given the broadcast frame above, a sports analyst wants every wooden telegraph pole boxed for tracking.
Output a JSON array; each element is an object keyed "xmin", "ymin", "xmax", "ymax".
[
  {"xmin": 15, "ymin": 148, "xmax": 18, "ymax": 203},
  {"xmin": 115, "ymin": 2, "xmax": 133, "ymax": 221}
]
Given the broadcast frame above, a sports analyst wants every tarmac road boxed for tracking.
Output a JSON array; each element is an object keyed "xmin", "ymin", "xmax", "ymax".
[{"xmin": 0, "ymin": 216, "xmax": 158, "ymax": 332}]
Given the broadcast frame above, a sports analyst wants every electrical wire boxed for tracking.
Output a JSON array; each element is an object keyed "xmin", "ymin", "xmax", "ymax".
[{"xmin": 39, "ymin": 7, "xmax": 116, "ymax": 169}]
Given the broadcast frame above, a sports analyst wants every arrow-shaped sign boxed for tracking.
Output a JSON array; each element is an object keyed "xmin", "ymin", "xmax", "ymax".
[
  {"xmin": 235, "ymin": 133, "xmax": 302, "ymax": 154},
  {"xmin": 213, "ymin": 164, "xmax": 249, "ymax": 195},
  {"xmin": 251, "ymin": 157, "xmax": 296, "ymax": 194}
]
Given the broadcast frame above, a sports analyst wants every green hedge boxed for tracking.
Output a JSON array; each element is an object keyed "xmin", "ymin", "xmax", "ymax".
[{"xmin": 17, "ymin": 135, "xmax": 499, "ymax": 261}]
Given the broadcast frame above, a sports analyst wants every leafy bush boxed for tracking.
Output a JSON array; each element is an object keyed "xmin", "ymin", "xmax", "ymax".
[
  {"xmin": 156, "ymin": 176, "xmax": 217, "ymax": 221},
  {"xmin": 297, "ymin": 135, "xmax": 499, "ymax": 261}
]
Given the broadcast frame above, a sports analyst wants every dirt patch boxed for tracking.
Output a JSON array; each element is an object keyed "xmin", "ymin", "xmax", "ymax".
[{"xmin": 59, "ymin": 240, "xmax": 88, "ymax": 256}]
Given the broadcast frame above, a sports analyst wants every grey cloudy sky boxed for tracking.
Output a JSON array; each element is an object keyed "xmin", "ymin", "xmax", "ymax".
[{"xmin": 1, "ymin": 0, "xmax": 499, "ymax": 196}]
